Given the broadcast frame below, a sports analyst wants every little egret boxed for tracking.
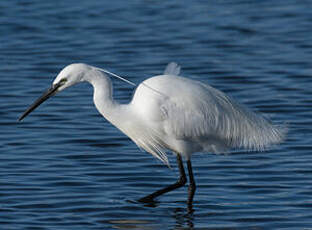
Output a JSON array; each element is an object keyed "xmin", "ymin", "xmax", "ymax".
[{"xmin": 19, "ymin": 62, "xmax": 286, "ymax": 207}]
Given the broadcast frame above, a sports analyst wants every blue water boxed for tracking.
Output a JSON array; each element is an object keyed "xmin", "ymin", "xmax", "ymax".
[{"xmin": 1, "ymin": 1, "xmax": 312, "ymax": 229}]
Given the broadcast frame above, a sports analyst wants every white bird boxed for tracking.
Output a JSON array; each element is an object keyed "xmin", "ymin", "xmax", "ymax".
[{"xmin": 19, "ymin": 62, "xmax": 286, "ymax": 208}]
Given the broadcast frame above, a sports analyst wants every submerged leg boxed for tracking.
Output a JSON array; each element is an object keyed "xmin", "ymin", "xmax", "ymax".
[
  {"xmin": 186, "ymin": 159, "xmax": 196, "ymax": 208},
  {"xmin": 138, "ymin": 154, "xmax": 187, "ymax": 203}
]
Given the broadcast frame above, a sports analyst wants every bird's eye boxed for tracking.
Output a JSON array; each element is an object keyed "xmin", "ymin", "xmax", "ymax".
[{"xmin": 59, "ymin": 78, "xmax": 67, "ymax": 85}]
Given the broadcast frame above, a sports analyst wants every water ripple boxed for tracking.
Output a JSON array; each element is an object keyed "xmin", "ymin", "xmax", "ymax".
[{"xmin": 1, "ymin": 0, "xmax": 312, "ymax": 229}]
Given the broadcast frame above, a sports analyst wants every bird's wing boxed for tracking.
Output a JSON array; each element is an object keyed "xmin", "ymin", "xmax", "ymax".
[
  {"xmin": 160, "ymin": 80, "xmax": 286, "ymax": 153},
  {"xmin": 121, "ymin": 118, "xmax": 170, "ymax": 166},
  {"xmin": 163, "ymin": 62, "xmax": 181, "ymax": 76}
]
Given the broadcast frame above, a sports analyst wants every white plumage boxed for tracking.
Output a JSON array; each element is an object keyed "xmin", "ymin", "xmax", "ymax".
[{"xmin": 127, "ymin": 63, "xmax": 286, "ymax": 164}]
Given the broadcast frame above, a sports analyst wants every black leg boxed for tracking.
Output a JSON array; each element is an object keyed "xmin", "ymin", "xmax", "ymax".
[
  {"xmin": 138, "ymin": 154, "xmax": 187, "ymax": 203},
  {"xmin": 186, "ymin": 159, "xmax": 196, "ymax": 209}
]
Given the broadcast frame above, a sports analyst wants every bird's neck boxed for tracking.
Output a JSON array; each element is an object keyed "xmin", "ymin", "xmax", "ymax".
[
  {"xmin": 87, "ymin": 74, "xmax": 117, "ymax": 121},
  {"xmin": 85, "ymin": 71, "xmax": 131, "ymax": 136}
]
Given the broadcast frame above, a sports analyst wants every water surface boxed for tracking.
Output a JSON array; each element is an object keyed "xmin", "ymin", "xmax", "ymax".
[{"xmin": 1, "ymin": 1, "xmax": 312, "ymax": 229}]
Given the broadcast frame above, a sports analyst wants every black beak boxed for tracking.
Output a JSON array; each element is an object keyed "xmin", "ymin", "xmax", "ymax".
[{"xmin": 18, "ymin": 82, "xmax": 62, "ymax": 121}]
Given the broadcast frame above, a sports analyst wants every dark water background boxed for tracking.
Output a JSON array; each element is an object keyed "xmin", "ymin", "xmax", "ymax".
[{"xmin": 1, "ymin": 1, "xmax": 312, "ymax": 229}]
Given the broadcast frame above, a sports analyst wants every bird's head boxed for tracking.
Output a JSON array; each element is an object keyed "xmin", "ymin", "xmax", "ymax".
[
  {"xmin": 53, "ymin": 63, "xmax": 92, "ymax": 91},
  {"xmin": 18, "ymin": 63, "xmax": 92, "ymax": 121}
]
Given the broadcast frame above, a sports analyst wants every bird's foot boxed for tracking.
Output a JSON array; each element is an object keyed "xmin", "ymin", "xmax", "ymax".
[
  {"xmin": 137, "ymin": 195, "xmax": 155, "ymax": 203},
  {"xmin": 137, "ymin": 196, "xmax": 158, "ymax": 207}
]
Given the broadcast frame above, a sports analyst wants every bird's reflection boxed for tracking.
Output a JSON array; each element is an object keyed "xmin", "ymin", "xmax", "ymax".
[
  {"xmin": 172, "ymin": 206, "xmax": 195, "ymax": 229},
  {"xmin": 120, "ymin": 200, "xmax": 195, "ymax": 229}
]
